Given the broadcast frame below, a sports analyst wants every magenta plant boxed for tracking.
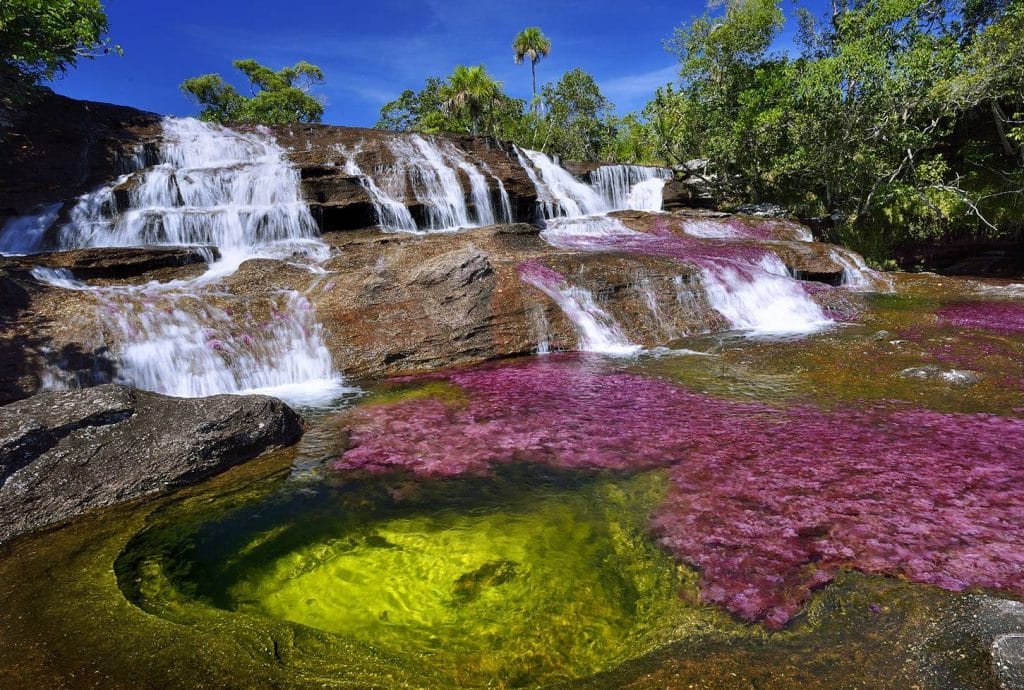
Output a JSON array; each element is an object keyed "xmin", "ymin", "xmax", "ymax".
[
  {"xmin": 334, "ymin": 357, "xmax": 1024, "ymax": 628},
  {"xmin": 938, "ymin": 301, "xmax": 1024, "ymax": 334}
]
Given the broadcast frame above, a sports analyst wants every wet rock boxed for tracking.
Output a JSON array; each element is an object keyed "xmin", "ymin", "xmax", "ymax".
[
  {"xmin": 732, "ymin": 202, "xmax": 790, "ymax": 218},
  {"xmin": 452, "ymin": 559, "xmax": 519, "ymax": 604},
  {"xmin": 0, "ymin": 385, "xmax": 302, "ymax": 543},
  {"xmin": 0, "ymin": 90, "xmax": 160, "ymax": 224},
  {"xmin": 898, "ymin": 365, "xmax": 982, "ymax": 385},
  {"xmin": 929, "ymin": 595, "xmax": 1024, "ymax": 690},
  {"xmin": 4, "ymin": 246, "xmax": 216, "ymax": 283},
  {"xmin": 271, "ymin": 125, "xmax": 540, "ymax": 231},
  {"xmin": 662, "ymin": 176, "xmax": 717, "ymax": 210},
  {"xmin": 303, "ymin": 225, "xmax": 714, "ymax": 378}
]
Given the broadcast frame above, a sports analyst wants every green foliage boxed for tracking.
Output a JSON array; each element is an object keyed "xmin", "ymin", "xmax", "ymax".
[
  {"xmin": 535, "ymin": 68, "xmax": 617, "ymax": 161},
  {"xmin": 375, "ymin": 65, "xmax": 630, "ymax": 163},
  {"xmin": 180, "ymin": 60, "xmax": 325, "ymax": 125},
  {"xmin": 0, "ymin": 0, "xmax": 118, "ymax": 95},
  {"xmin": 440, "ymin": 64, "xmax": 504, "ymax": 135},
  {"xmin": 645, "ymin": 0, "xmax": 1024, "ymax": 259}
]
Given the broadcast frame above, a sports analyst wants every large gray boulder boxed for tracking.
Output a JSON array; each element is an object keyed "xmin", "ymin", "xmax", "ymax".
[{"xmin": 0, "ymin": 385, "xmax": 303, "ymax": 543}]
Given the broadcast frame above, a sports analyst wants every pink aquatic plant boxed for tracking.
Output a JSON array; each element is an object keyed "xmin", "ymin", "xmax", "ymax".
[
  {"xmin": 334, "ymin": 356, "xmax": 1024, "ymax": 628},
  {"xmin": 937, "ymin": 301, "xmax": 1024, "ymax": 334}
]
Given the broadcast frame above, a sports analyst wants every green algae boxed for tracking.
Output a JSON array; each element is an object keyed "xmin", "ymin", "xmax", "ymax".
[
  {"xmin": 0, "ymin": 423, "xmax": 1008, "ymax": 689},
  {"xmin": 119, "ymin": 468, "xmax": 723, "ymax": 687},
  {"xmin": 359, "ymin": 379, "xmax": 469, "ymax": 407},
  {"xmin": 637, "ymin": 289, "xmax": 1024, "ymax": 415}
]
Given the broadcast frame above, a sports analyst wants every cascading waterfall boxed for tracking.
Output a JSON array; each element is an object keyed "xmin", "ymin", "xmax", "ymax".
[
  {"xmin": 0, "ymin": 202, "xmax": 63, "ymax": 255},
  {"xmin": 30, "ymin": 117, "xmax": 349, "ymax": 406},
  {"xmin": 829, "ymin": 247, "xmax": 895, "ymax": 292},
  {"xmin": 518, "ymin": 261, "xmax": 639, "ymax": 356},
  {"xmin": 699, "ymin": 255, "xmax": 832, "ymax": 334},
  {"xmin": 59, "ymin": 118, "xmax": 319, "ymax": 252},
  {"xmin": 590, "ymin": 165, "xmax": 673, "ymax": 212},
  {"xmin": 377, "ymin": 134, "xmax": 504, "ymax": 232},
  {"xmin": 540, "ymin": 215, "xmax": 832, "ymax": 336},
  {"xmin": 338, "ymin": 145, "xmax": 417, "ymax": 232},
  {"xmin": 105, "ymin": 289, "xmax": 342, "ymax": 405},
  {"xmin": 514, "ymin": 147, "xmax": 607, "ymax": 219}
]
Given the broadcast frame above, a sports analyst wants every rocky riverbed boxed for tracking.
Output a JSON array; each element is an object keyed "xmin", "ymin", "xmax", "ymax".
[{"xmin": 1, "ymin": 91, "xmax": 1022, "ymax": 689}]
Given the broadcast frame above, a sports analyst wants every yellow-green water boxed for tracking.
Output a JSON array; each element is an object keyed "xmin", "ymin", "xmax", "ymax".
[{"xmin": 218, "ymin": 474, "xmax": 695, "ymax": 685}]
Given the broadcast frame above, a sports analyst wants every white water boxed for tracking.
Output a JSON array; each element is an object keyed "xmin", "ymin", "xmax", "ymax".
[
  {"xmin": 515, "ymin": 148, "xmax": 608, "ymax": 219},
  {"xmin": 520, "ymin": 265, "xmax": 639, "ymax": 356},
  {"xmin": 538, "ymin": 213, "xmax": 832, "ymax": 337},
  {"xmin": 32, "ymin": 117, "xmax": 350, "ymax": 406},
  {"xmin": 339, "ymin": 146, "xmax": 417, "ymax": 232},
  {"xmin": 590, "ymin": 164, "xmax": 672, "ymax": 212},
  {"xmin": 376, "ymin": 134, "xmax": 504, "ymax": 232},
  {"xmin": 701, "ymin": 255, "xmax": 832, "ymax": 335},
  {"xmin": 0, "ymin": 202, "xmax": 62, "ymax": 255},
  {"xmin": 59, "ymin": 118, "xmax": 319, "ymax": 252},
  {"xmin": 679, "ymin": 219, "xmax": 743, "ymax": 239},
  {"xmin": 830, "ymin": 247, "xmax": 894, "ymax": 292},
  {"xmin": 105, "ymin": 290, "xmax": 342, "ymax": 403}
]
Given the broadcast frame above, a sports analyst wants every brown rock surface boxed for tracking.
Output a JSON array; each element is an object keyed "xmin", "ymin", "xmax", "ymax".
[
  {"xmin": 3, "ymin": 246, "xmax": 216, "ymax": 283},
  {"xmin": 0, "ymin": 384, "xmax": 302, "ymax": 543}
]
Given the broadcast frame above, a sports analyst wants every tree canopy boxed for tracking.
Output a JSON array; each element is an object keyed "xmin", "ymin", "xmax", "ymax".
[
  {"xmin": 375, "ymin": 64, "xmax": 619, "ymax": 162},
  {"xmin": 637, "ymin": 0, "xmax": 1024, "ymax": 259},
  {"xmin": 180, "ymin": 59, "xmax": 325, "ymax": 125},
  {"xmin": 1, "ymin": 0, "xmax": 118, "ymax": 87}
]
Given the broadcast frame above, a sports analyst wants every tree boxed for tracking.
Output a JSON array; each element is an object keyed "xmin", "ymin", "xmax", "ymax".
[
  {"xmin": 180, "ymin": 59, "xmax": 325, "ymax": 125},
  {"xmin": 1, "ymin": 0, "xmax": 118, "ymax": 89},
  {"xmin": 377, "ymin": 77, "xmax": 446, "ymax": 131},
  {"xmin": 440, "ymin": 65, "xmax": 503, "ymax": 135},
  {"xmin": 512, "ymin": 26, "xmax": 552, "ymax": 110},
  {"xmin": 539, "ymin": 68, "xmax": 617, "ymax": 161}
]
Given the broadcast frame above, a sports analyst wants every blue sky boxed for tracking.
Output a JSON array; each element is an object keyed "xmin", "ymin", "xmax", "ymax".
[{"xmin": 50, "ymin": 0, "xmax": 810, "ymax": 127}]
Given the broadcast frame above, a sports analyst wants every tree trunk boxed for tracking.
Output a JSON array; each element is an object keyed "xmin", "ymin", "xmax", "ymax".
[
  {"xmin": 531, "ymin": 60, "xmax": 537, "ymax": 112},
  {"xmin": 991, "ymin": 99, "xmax": 1020, "ymax": 162}
]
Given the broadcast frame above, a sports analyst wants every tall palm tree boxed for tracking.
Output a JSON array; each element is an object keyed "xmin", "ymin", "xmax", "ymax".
[
  {"xmin": 512, "ymin": 27, "xmax": 551, "ymax": 110},
  {"xmin": 441, "ymin": 64, "xmax": 502, "ymax": 134}
]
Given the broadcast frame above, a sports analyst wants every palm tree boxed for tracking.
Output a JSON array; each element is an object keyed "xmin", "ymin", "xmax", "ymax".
[
  {"xmin": 441, "ymin": 64, "xmax": 502, "ymax": 134},
  {"xmin": 513, "ymin": 27, "xmax": 551, "ymax": 110}
]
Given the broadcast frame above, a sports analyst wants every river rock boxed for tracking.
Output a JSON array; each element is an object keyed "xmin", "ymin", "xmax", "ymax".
[
  {"xmin": 3, "ymin": 246, "xmax": 217, "ymax": 283},
  {"xmin": 0, "ymin": 385, "xmax": 303, "ymax": 543}
]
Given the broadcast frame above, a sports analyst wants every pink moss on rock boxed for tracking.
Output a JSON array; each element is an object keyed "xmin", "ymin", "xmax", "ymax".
[
  {"xmin": 332, "ymin": 357, "xmax": 1024, "ymax": 628},
  {"xmin": 938, "ymin": 301, "xmax": 1024, "ymax": 334}
]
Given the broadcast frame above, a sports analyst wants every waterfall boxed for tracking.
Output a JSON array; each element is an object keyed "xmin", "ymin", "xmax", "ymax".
[
  {"xmin": 29, "ymin": 117, "xmax": 350, "ymax": 406},
  {"xmin": 829, "ymin": 247, "xmax": 894, "ymax": 292},
  {"xmin": 374, "ymin": 134, "xmax": 502, "ymax": 232},
  {"xmin": 58, "ymin": 118, "xmax": 318, "ymax": 252},
  {"xmin": 339, "ymin": 146, "xmax": 417, "ymax": 232},
  {"xmin": 590, "ymin": 165, "xmax": 673, "ymax": 212},
  {"xmin": 103, "ymin": 290, "xmax": 343, "ymax": 405},
  {"xmin": 518, "ymin": 261, "xmax": 639, "ymax": 356},
  {"xmin": 540, "ymin": 215, "xmax": 832, "ymax": 336},
  {"xmin": 0, "ymin": 202, "xmax": 63, "ymax": 255},
  {"xmin": 700, "ymin": 255, "xmax": 832, "ymax": 335},
  {"xmin": 514, "ymin": 148, "xmax": 607, "ymax": 219}
]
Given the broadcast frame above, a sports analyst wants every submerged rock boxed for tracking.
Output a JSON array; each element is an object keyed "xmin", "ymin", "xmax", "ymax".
[{"xmin": 0, "ymin": 385, "xmax": 302, "ymax": 543}]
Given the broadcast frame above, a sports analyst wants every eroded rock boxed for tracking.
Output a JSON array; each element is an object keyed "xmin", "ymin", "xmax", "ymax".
[{"xmin": 0, "ymin": 385, "xmax": 302, "ymax": 543}]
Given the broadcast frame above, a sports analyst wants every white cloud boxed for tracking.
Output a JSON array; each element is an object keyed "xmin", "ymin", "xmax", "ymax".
[{"xmin": 600, "ymin": 64, "xmax": 678, "ymax": 106}]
